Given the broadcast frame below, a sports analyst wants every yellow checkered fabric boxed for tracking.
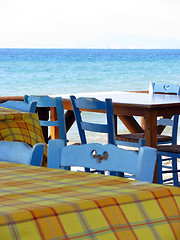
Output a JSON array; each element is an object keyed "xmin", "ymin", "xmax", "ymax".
[
  {"xmin": 0, "ymin": 107, "xmax": 47, "ymax": 165},
  {"xmin": 0, "ymin": 162, "xmax": 179, "ymax": 240}
]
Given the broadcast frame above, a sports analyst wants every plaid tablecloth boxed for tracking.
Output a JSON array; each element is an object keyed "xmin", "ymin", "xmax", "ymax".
[
  {"xmin": 0, "ymin": 162, "xmax": 180, "ymax": 240},
  {"xmin": 0, "ymin": 107, "xmax": 47, "ymax": 165}
]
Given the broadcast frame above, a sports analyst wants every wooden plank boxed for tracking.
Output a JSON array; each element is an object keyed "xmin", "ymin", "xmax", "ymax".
[
  {"xmin": 112, "ymin": 103, "xmax": 146, "ymax": 116},
  {"xmin": 118, "ymin": 115, "xmax": 144, "ymax": 133},
  {"xmin": 144, "ymin": 109, "xmax": 157, "ymax": 183},
  {"xmin": 140, "ymin": 117, "xmax": 145, "ymax": 130},
  {"xmin": 142, "ymin": 115, "xmax": 172, "ymax": 135},
  {"xmin": 50, "ymin": 107, "xmax": 59, "ymax": 139},
  {"xmin": 144, "ymin": 109, "xmax": 157, "ymax": 147},
  {"xmin": 0, "ymin": 96, "xmax": 24, "ymax": 103},
  {"xmin": 65, "ymin": 110, "xmax": 75, "ymax": 132}
]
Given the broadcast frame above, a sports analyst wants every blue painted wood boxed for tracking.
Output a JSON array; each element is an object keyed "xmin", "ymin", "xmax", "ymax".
[
  {"xmin": 70, "ymin": 95, "xmax": 116, "ymax": 174},
  {"xmin": 48, "ymin": 139, "xmax": 157, "ymax": 183},
  {"xmin": 0, "ymin": 96, "xmax": 37, "ymax": 113},
  {"xmin": 70, "ymin": 96, "xmax": 116, "ymax": 145},
  {"xmin": 30, "ymin": 143, "xmax": 46, "ymax": 166},
  {"xmin": 26, "ymin": 95, "xmax": 67, "ymax": 144},
  {"xmin": 0, "ymin": 141, "xmax": 45, "ymax": 166},
  {"xmin": 157, "ymin": 150, "xmax": 180, "ymax": 186},
  {"xmin": 149, "ymin": 82, "xmax": 180, "ymax": 95}
]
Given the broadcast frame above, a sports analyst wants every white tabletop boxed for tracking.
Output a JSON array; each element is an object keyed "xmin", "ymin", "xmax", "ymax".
[{"xmin": 54, "ymin": 91, "xmax": 180, "ymax": 107}]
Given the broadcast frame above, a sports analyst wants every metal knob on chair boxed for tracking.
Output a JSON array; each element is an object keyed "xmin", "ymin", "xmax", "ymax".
[{"xmin": 92, "ymin": 150, "xmax": 108, "ymax": 163}]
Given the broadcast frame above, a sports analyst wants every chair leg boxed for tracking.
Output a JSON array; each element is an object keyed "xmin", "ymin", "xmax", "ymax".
[
  {"xmin": 139, "ymin": 138, "xmax": 145, "ymax": 147},
  {"xmin": 109, "ymin": 171, "xmax": 124, "ymax": 177},
  {"xmin": 157, "ymin": 154, "xmax": 163, "ymax": 184},
  {"xmin": 85, "ymin": 168, "xmax": 91, "ymax": 172},
  {"xmin": 172, "ymin": 157, "xmax": 179, "ymax": 186}
]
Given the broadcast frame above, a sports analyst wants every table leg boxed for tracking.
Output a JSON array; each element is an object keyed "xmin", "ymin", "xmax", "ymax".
[
  {"xmin": 50, "ymin": 107, "xmax": 59, "ymax": 139},
  {"xmin": 65, "ymin": 110, "xmax": 75, "ymax": 132},
  {"xmin": 140, "ymin": 116, "xmax": 145, "ymax": 130},
  {"xmin": 118, "ymin": 115, "xmax": 144, "ymax": 133},
  {"xmin": 50, "ymin": 109, "xmax": 76, "ymax": 139},
  {"xmin": 144, "ymin": 109, "xmax": 158, "ymax": 183}
]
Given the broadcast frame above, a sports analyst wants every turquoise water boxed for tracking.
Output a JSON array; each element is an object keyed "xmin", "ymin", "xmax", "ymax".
[
  {"xmin": 1, "ymin": 48, "xmax": 180, "ymax": 143},
  {"xmin": 1, "ymin": 49, "xmax": 180, "ymax": 96}
]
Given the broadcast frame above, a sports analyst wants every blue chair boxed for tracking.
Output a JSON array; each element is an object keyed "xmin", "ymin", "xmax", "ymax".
[
  {"xmin": 0, "ymin": 141, "xmax": 45, "ymax": 166},
  {"xmin": 70, "ymin": 96, "xmax": 116, "ymax": 145},
  {"xmin": 115, "ymin": 82, "xmax": 180, "ymax": 148},
  {"xmin": 0, "ymin": 95, "xmax": 37, "ymax": 113},
  {"xmin": 48, "ymin": 139, "xmax": 157, "ymax": 183},
  {"xmin": 25, "ymin": 95, "xmax": 67, "ymax": 144},
  {"xmin": 157, "ymin": 144, "xmax": 180, "ymax": 186},
  {"xmin": 70, "ymin": 95, "xmax": 117, "ymax": 174}
]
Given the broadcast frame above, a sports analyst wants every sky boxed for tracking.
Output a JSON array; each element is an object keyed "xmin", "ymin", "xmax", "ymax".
[{"xmin": 0, "ymin": 0, "xmax": 180, "ymax": 49}]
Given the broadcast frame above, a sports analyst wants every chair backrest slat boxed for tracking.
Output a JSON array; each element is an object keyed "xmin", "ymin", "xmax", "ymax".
[
  {"xmin": 26, "ymin": 95, "xmax": 67, "ymax": 144},
  {"xmin": 70, "ymin": 95, "xmax": 116, "ymax": 145},
  {"xmin": 39, "ymin": 120, "xmax": 59, "ymax": 127},
  {"xmin": 157, "ymin": 118, "xmax": 174, "ymax": 127},
  {"xmin": 48, "ymin": 139, "xmax": 157, "ymax": 183},
  {"xmin": 0, "ymin": 99, "xmax": 37, "ymax": 113},
  {"xmin": 27, "ymin": 95, "xmax": 57, "ymax": 107},
  {"xmin": 81, "ymin": 122, "xmax": 109, "ymax": 133},
  {"xmin": 149, "ymin": 82, "xmax": 180, "ymax": 95},
  {"xmin": 75, "ymin": 97, "xmax": 107, "ymax": 110}
]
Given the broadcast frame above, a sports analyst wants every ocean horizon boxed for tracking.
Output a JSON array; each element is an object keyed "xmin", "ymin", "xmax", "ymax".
[
  {"xmin": 1, "ymin": 48, "xmax": 180, "ymax": 143},
  {"xmin": 1, "ymin": 48, "xmax": 180, "ymax": 96}
]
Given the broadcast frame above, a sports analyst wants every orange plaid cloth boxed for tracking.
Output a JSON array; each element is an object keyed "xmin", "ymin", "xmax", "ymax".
[
  {"xmin": 0, "ymin": 162, "xmax": 180, "ymax": 240},
  {"xmin": 0, "ymin": 107, "xmax": 47, "ymax": 165}
]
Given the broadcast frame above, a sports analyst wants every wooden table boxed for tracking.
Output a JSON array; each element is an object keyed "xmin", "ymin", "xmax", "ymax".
[
  {"xmin": 59, "ymin": 91, "xmax": 180, "ymax": 182},
  {"xmin": 0, "ymin": 161, "xmax": 180, "ymax": 240},
  {"xmin": 61, "ymin": 91, "xmax": 180, "ymax": 147}
]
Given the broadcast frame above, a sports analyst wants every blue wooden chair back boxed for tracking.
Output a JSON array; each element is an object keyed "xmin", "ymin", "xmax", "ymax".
[
  {"xmin": 0, "ymin": 141, "xmax": 45, "ymax": 166},
  {"xmin": 70, "ymin": 96, "xmax": 116, "ymax": 145},
  {"xmin": 0, "ymin": 96, "xmax": 37, "ymax": 113},
  {"xmin": 48, "ymin": 139, "xmax": 157, "ymax": 183},
  {"xmin": 149, "ymin": 82, "xmax": 180, "ymax": 95},
  {"xmin": 149, "ymin": 82, "xmax": 180, "ymax": 145},
  {"xmin": 26, "ymin": 95, "xmax": 67, "ymax": 144}
]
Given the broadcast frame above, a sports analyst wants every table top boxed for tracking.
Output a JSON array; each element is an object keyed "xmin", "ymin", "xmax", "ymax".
[
  {"xmin": 59, "ymin": 91, "xmax": 180, "ymax": 108},
  {"xmin": 0, "ymin": 162, "xmax": 179, "ymax": 240},
  {"xmin": 0, "ymin": 106, "xmax": 45, "ymax": 146},
  {"xmin": 0, "ymin": 106, "xmax": 35, "ymax": 120}
]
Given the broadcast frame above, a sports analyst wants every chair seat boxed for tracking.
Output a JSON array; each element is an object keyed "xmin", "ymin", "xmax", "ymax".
[
  {"xmin": 116, "ymin": 133, "xmax": 172, "ymax": 143},
  {"xmin": 157, "ymin": 144, "xmax": 180, "ymax": 153}
]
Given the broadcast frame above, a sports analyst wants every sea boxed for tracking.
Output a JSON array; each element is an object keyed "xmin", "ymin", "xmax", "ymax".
[{"xmin": 0, "ymin": 48, "xmax": 180, "ymax": 143}]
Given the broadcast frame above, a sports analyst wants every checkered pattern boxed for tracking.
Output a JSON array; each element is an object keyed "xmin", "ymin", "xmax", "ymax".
[
  {"xmin": 0, "ymin": 107, "xmax": 47, "ymax": 165},
  {"xmin": 0, "ymin": 162, "xmax": 179, "ymax": 240}
]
